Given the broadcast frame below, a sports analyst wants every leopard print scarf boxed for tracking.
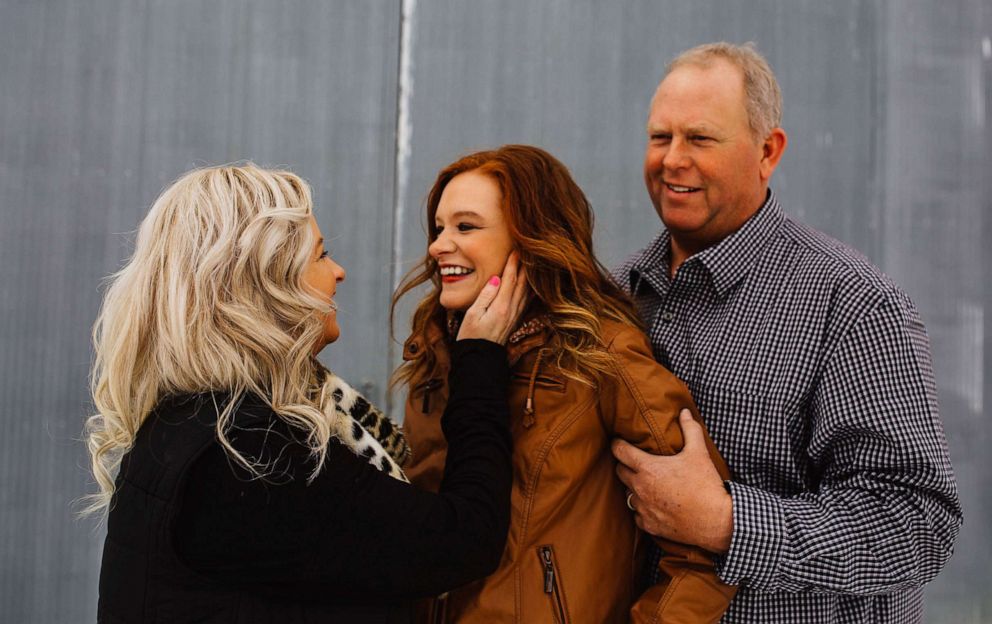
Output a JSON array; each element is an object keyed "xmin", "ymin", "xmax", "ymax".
[{"xmin": 316, "ymin": 367, "xmax": 411, "ymax": 482}]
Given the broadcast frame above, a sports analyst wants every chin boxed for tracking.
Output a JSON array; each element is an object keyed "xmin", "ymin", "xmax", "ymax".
[
  {"xmin": 323, "ymin": 323, "xmax": 341, "ymax": 345},
  {"xmin": 660, "ymin": 207, "xmax": 708, "ymax": 231},
  {"xmin": 439, "ymin": 292, "xmax": 473, "ymax": 312}
]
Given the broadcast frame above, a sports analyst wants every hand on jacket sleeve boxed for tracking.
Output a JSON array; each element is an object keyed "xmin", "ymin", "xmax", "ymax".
[{"xmin": 600, "ymin": 328, "xmax": 736, "ymax": 624}]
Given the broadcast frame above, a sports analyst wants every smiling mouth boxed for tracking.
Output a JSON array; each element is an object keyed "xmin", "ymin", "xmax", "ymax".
[
  {"xmin": 665, "ymin": 183, "xmax": 701, "ymax": 194},
  {"xmin": 439, "ymin": 266, "xmax": 474, "ymax": 277}
]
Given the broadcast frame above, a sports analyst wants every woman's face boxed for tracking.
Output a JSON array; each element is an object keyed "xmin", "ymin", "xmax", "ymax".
[
  {"xmin": 429, "ymin": 171, "xmax": 514, "ymax": 311},
  {"xmin": 302, "ymin": 216, "xmax": 346, "ymax": 350}
]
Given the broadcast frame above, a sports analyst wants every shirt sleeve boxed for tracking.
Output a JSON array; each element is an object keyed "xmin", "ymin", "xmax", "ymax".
[
  {"xmin": 717, "ymin": 292, "xmax": 963, "ymax": 593},
  {"xmin": 173, "ymin": 339, "xmax": 513, "ymax": 602}
]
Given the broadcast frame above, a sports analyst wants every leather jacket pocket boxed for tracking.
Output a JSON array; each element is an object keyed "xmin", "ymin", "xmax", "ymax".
[
  {"xmin": 512, "ymin": 371, "xmax": 566, "ymax": 428},
  {"xmin": 537, "ymin": 545, "xmax": 570, "ymax": 624},
  {"xmin": 510, "ymin": 372, "xmax": 566, "ymax": 392}
]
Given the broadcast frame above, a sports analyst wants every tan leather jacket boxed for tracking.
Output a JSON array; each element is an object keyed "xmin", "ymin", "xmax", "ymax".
[{"xmin": 402, "ymin": 319, "xmax": 736, "ymax": 623}]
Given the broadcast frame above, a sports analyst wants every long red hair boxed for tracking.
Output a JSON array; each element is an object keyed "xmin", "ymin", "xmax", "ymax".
[{"xmin": 391, "ymin": 144, "xmax": 641, "ymax": 389}]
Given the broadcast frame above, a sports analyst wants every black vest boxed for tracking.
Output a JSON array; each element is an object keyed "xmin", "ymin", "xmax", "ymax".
[{"xmin": 97, "ymin": 394, "xmax": 410, "ymax": 624}]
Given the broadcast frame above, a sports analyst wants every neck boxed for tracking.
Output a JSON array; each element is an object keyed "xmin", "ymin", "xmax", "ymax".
[
  {"xmin": 668, "ymin": 238, "xmax": 699, "ymax": 277},
  {"xmin": 668, "ymin": 189, "xmax": 769, "ymax": 277}
]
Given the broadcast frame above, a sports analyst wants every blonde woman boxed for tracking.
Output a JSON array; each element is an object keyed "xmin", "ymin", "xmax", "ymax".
[{"xmin": 86, "ymin": 164, "xmax": 526, "ymax": 623}]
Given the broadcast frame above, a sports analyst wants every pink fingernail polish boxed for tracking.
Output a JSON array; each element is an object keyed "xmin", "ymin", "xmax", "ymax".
[{"xmin": 489, "ymin": 276, "xmax": 500, "ymax": 286}]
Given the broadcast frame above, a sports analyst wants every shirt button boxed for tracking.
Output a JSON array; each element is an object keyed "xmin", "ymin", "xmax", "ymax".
[{"xmin": 660, "ymin": 311, "xmax": 675, "ymax": 323}]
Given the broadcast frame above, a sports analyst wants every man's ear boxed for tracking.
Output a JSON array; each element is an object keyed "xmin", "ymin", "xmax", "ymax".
[{"xmin": 759, "ymin": 128, "xmax": 788, "ymax": 181}]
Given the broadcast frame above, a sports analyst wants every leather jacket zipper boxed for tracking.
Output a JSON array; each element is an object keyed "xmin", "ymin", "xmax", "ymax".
[
  {"xmin": 418, "ymin": 378, "xmax": 442, "ymax": 413},
  {"xmin": 430, "ymin": 591, "xmax": 449, "ymax": 624},
  {"xmin": 538, "ymin": 545, "xmax": 568, "ymax": 624}
]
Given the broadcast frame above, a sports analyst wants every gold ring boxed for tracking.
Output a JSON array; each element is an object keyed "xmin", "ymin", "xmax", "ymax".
[{"xmin": 626, "ymin": 491, "xmax": 637, "ymax": 512}]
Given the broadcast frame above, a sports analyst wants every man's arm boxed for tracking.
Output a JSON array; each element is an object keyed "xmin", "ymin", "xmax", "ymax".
[
  {"xmin": 616, "ymin": 292, "xmax": 963, "ymax": 594},
  {"xmin": 613, "ymin": 411, "xmax": 732, "ymax": 554}
]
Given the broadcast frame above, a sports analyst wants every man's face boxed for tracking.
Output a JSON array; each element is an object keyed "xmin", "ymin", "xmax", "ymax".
[{"xmin": 644, "ymin": 60, "xmax": 775, "ymax": 255}]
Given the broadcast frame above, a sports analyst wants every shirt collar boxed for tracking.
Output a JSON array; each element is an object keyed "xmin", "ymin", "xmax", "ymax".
[
  {"xmin": 627, "ymin": 229, "xmax": 672, "ymax": 297},
  {"xmin": 694, "ymin": 190, "xmax": 784, "ymax": 297},
  {"xmin": 629, "ymin": 190, "xmax": 784, "ymax": 299}
]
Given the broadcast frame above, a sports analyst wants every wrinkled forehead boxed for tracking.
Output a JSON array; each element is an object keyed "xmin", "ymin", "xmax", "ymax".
[
  {"xmin": 653, "ymin": 58, "xmax": 744, "ymax": 102},
  {"xmin": 648, "ymin": 60, "xmax": 748, "ymax": 127}
]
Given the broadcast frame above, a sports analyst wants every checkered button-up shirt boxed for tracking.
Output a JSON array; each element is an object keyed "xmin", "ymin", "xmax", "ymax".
[{"xmin": 613, "ymin": 191, "xmax": 962, "ymax": 623}]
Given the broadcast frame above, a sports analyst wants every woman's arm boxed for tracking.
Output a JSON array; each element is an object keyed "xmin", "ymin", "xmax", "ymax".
[{"xmin": 174, "ymin": 338, "xmax": 512, "ymax": 602}]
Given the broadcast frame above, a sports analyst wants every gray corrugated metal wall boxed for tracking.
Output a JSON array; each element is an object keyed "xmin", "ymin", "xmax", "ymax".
[{"xmin": 0, "ymin": 1, "xmax": 987, "ymax": 621}]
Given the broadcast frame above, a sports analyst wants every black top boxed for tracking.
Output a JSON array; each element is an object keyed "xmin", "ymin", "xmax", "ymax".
[{"xmin": 98, "ymin": 339, "xmax": 512, "ymax": 623}]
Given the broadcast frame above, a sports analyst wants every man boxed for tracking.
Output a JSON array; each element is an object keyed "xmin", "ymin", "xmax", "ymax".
[{"xmin": 611, "ymin": 42, "xmax": 962, "ymax": 622}]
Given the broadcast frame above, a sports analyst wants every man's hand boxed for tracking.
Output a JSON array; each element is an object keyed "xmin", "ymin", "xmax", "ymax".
[{"xmin": 612, "ymin": 409, "xmax": 733, "ymax": 554}]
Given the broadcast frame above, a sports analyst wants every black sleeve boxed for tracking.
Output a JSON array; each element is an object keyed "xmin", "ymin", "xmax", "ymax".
[{"xmin": 173, "ymin": 339, "xmax": 512, "ymax": 602}]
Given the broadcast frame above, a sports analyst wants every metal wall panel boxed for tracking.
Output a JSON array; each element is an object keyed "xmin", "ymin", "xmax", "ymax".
[
  {"xmin": 878, "ymin": 2, "xmax": 991, "ymax": 620},
  {"xmin": 0, "ymin": 1, "xmax": 399, "ymax": 621},
  {"xmin": 0, "ymin": 0, "xmax": 987, "ymax": 621}
]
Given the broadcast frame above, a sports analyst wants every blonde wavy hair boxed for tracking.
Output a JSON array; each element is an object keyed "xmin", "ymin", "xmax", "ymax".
[
  {"xmin": 83, "ymin": 163, "xmax": 334, "ymax": 515},
  {"xmin": 392, "ymin": 145, "xmax": 642, "ymax": 391}
]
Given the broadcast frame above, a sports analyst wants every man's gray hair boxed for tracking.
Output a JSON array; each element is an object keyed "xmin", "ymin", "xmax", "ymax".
[{"xmin": 666, "ymin": 42, "xmax": 782, "ymax": 141}]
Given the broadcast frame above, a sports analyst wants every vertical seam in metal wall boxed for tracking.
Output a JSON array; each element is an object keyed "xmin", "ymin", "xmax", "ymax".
[
  {"xmin": 387, "ymin": 0, "xmax": 416, "ymax": 414},
  {"xmin": 230, "ymin": 1, "xmax": 251, "ymax": 163},
  {"xmin": 871, "ymin": 0, "xmax": 888, "ymax": 267},
  {"xmin": 983, "ymin": 0, "xmax": 992, "ymax": 417},
  {"xmin": 134, "ymin": 0, "xmax": 152, "ymax": 225}
]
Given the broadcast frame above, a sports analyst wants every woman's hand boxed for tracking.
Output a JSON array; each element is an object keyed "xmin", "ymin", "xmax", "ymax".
[{"xmin": 457, "ymin": 252, "xmax": 528, "ymax": 344}]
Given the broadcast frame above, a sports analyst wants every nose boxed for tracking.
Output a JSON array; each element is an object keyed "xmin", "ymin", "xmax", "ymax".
[
  {"xmin": 661, "ymin": 137, "xmax": 690, "ymax": 171},
  {"xmin": 332, "ymin": 259, "xmax": 346, "ymax": 283},
  {"xmin": 429, "ymin": 229, "xmax": 454, "ymax": 258}
]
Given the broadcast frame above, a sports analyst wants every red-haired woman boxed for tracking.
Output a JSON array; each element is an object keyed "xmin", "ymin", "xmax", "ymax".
[{"xmin": 393, "ymin": 145, "xmax": 737, "ymax": 623}]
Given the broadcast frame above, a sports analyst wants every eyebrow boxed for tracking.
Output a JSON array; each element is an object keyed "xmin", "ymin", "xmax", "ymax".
[
  {"xmin": 437, "ymin": 210, "xmax": 484, "ymax": 221},
  {"xmin": 313, "ymin": 237, "xmax": 324, "ymax": 253},
  {"xmin": 647, "ymin": 122, "xmax": 720, "ymax": 135}
]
